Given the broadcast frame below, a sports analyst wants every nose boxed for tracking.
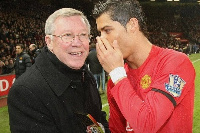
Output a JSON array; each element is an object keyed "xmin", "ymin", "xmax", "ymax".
[{"xmin": 71, "ymin": 36, "xmax": 83, "ymax": 47}]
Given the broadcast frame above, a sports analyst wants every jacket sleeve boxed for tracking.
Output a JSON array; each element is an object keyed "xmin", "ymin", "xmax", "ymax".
[
  {"xmin": 8, "ymin": 85, "xmax": 59, "ymax": 133},
  {"xmin": 85, "ymin": 68, "xmax": 110, "ymax": 133},
  {"xmin": 24, "ymin": 54, "xmax": 32, "ymax": 70},
  {"xmin": 107, "ymin": 79, "xmax": 127, "ymax": 133}
]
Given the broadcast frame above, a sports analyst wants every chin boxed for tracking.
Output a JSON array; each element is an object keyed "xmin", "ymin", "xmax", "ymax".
[
  {"xmin": 70, "ymin": 63, "xmax": 84, "ymax": 70},
  {"xmin": 71, "ymin": 66, "xmax": 82, "ymax": 70}
]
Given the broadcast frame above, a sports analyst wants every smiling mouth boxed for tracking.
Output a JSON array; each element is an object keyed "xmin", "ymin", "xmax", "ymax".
[{"xmin": 70, "ymin": 52, "xmax": 82, "ymax": 56}]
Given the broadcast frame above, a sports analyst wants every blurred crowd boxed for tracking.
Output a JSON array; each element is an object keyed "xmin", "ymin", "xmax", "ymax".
[
  {"xmin": 0, "ymin": 0, "xmax": 200, "ymax": 75},
  {"xmin": 144, "ymin": 3, "xmax": 200, "ymax": 53}
]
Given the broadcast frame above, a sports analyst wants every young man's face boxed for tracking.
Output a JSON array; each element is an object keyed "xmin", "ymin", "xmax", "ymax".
[
  {"xmin": 46, "ymin": 16, "xmax": 90, "ymax": 70},
  {"xmin": 16, "ymin": 46, "xmax": 23, "ymax": 55},
  {"xmin": 96, "ymin": 13, "xmax": 133, "ymax": 59}
]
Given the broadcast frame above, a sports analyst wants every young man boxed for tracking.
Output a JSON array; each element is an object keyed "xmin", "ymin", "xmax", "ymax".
[
  {"xmin": 8, "ymin": 8, "xmax": 109, "ymax": 133},
  {"xmin": 14, "ymin": 44, "xmax": 32, "ymax": 79},
  {"xmin": 93, "ymin": 0, "xmax": 195, "ymax": 132}
]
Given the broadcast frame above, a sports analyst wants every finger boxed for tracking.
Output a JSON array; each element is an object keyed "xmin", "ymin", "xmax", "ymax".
[
  {"xmin": 96, "ymin": 43, "xmax": 104, "ymax": 64},
  {"xmin": 100, "ymin": 36, "xmax": 114, "ymax": 50},
  {"xmin": 96, "ymin": 42, "xmax": 102, "ymax": 54},
  {"xmin": 96, "ymin": 36, "xmax": 107, "ymax": 52},
  {"xmin": 96, "ymin": 37, "xmax": 104, "ymax": 55},
  {"xmin": 96, "ymin": 43, "xmax": 104, "ymax": 60},
  {"xmin": 96, "ymin": 43, "xmax": 101, "ymax": 55}
]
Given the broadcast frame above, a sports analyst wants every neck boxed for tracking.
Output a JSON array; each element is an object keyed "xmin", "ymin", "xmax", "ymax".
[{"xmin": 126, "ymin": 36, "xmax": 152, "ymax": 69}]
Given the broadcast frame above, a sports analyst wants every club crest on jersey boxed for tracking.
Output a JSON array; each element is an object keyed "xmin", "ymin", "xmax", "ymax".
[
  {"xmin": 126, "ymin": 122, "xmax": 133, "ymax": 132},
  {"xmin": 140, "ymin": 74, "xmax": 151, "ymax": 89},
  {"xmin": 165, "ymin": 74, "xmax": 186, "ymax": 97}
]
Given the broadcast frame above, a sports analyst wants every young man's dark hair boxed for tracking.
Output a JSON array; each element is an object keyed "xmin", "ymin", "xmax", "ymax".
[{"xmin": 93, "ymin": 0, "xmax": 148, "ymax": 37}]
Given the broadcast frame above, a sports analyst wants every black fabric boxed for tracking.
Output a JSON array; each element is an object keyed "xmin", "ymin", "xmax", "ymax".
[
  {"xmin": 152, "ymin": 88, "xmax": 177, "ymax": 107},
  {"xmin": 14, "ymin": 52, "xmax": 32, "ymax": 78},
  {"xmin": 86, "ymin": 49, "xmax": 103, "ymax": 74},
  {"xmin": 8, "ymin": 46, "xmax": 109, "ymax": 133},
  {"xmin": 30, "ymin": 48, "xmax": 41, "ymax": 64}
]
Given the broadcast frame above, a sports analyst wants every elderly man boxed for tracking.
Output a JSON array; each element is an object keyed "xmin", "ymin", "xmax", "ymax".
[{"xmin": 8, "ymin": 8, "xmax": 109, "ymax": 133}]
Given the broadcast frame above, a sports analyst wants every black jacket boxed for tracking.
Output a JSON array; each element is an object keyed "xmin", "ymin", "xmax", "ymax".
[
  {"xmin": 30, "ymin": 48, "xmax": 41, "ymax": 64},
  {"xmin": 86, "ymin": 49, "xmax": 103, "ymax": 74},
  {"xmin": 8, "ymin": 46, "xmax": 109, "ymax": 133},
  {"xmin": 14, "ymin": 52, "xmax": 32, "ymax": 78}
]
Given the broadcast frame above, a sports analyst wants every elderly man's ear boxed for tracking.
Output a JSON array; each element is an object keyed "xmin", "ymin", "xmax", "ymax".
[{"xmin": 45, "ymin": 35, "xmax": 53, "ymax": 52}]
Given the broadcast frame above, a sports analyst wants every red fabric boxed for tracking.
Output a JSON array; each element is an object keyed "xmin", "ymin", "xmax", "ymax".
[{"xmin": 107, "ymin": 45, "xmax": 195, "ymax": 133}]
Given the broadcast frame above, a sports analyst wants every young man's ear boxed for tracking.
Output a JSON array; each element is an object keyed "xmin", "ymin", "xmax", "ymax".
[
  {"xmin": 45, "ymin": 35, "xmax": 53, "ymax": 52},
  {"xmin": 127, "ymin": 18, "xmax": 139, "ymax": 32}
]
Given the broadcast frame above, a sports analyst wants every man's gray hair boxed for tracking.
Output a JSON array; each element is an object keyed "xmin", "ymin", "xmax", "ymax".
[{"xmin": 45, "ymin": 8, "xmax": 91, "ymax": 35}]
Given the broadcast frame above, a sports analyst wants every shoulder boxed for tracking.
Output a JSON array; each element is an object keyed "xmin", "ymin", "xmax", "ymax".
[
  {"xmin": 12, "ymin": 66, "xmax": 45, "ymax": 92},
  {"xmin": 35, "ymin": 49, "xmax": 41, "ymax": 54},
  {"xmin": 154, "ymin": 46, "xmax": 192, "ymax": 67},
  {"xmin": 147, "ymin": 46, "xmax": 195, "ymax": 84},
  {"xmin": 22, "ymin": 52, "xmax": 30, "ymax": 58}
]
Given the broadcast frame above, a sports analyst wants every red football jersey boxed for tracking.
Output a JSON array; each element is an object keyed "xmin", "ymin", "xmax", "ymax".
[{"xmin": 107, "ymin": 45, "xmax": 195, "ymax": 133}]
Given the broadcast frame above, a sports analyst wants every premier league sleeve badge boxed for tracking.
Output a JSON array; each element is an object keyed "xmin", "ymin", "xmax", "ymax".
[{"xmin": 165, "ymin": 74, "xmax": 186, "ymax": 97}]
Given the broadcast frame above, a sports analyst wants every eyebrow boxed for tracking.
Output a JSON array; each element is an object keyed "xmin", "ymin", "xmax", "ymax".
[{"xmin": 99, "ymin": 25, "xmax": 112, "ymax": 32}]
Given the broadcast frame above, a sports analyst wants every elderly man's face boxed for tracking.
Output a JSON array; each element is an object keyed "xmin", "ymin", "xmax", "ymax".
[{"xmin": 46, "ymin": 16, "xmax": 90, "ymax": 70}]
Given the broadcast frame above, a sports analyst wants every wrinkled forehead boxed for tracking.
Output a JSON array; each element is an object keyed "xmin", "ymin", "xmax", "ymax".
[{"xmin": 54, "ymin": 16, "xmax": 89, "ymax": 33}]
